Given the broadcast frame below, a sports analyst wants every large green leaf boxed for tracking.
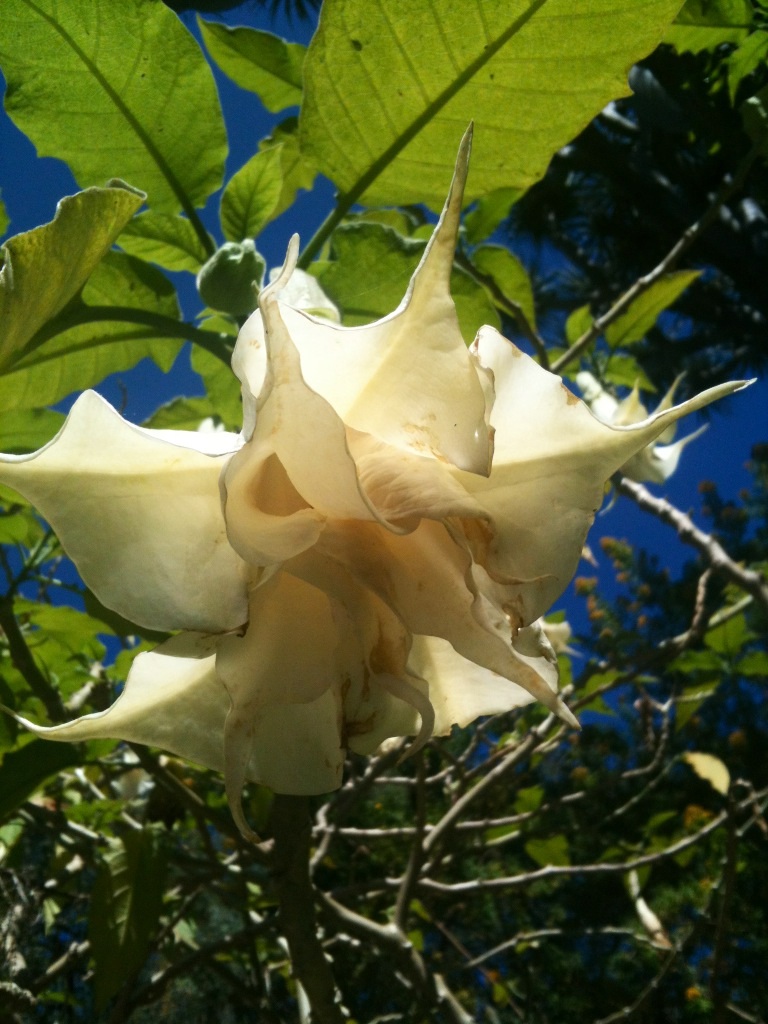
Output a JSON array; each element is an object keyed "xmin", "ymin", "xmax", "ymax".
[
  {"xmin": 198, "ymin": 18, "xmax": 305, "ymax": 113},
  {"xmin": 0, "ymin": 185, "xmax": 143, "ymax": 373},
  {"xmin": 0, "ymin": 740, "xmax": 81, "ymax": 820},
  {"xmin": 89, "ymin": 828, "xmax": 167, "ymax": 1010},
  {"xmin": 605, "ymin": 270, "xmax": 700, "ymax": 348},
  {"xmin": 0, "ymin": 251, "xmax": 182, "ymax": 412},
  {"xmin": 314, "ymin": 221, "xmax": 499, "ymax": 339},
  {"xmin": 0, "ymin": 193, "xmax": 8, "ymax": 238},
  {"xmin": 300, "ymin": 0, "xmax": 685, "ymax": 211},
  {"xmin": 0, "ymin": 0, "xmax": 226, "ymax": 214}
]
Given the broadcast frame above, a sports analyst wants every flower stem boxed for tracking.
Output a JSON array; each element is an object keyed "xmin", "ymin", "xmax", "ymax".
[{"xmin": 270, "ymin": 794, "xmax": 346, "ymax": 1024}]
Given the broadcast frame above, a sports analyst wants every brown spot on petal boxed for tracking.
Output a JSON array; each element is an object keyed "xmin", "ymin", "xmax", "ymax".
[{"xmin": 561, "ymin": 382, "xmax": 580, "ymax": 405}]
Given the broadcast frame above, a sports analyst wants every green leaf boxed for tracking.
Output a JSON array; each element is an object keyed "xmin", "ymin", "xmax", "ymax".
[
  {"xmin": 728, "ymin": 31, "xmax": 768, "ymax": 102},
  {"xmin": 191, "ymin": 346, "xmax": 243, "ymax": 432},
  {"xmin": 472, "ymin": 244, "xmax": 536, "ymax": 328},
  {"xmin": 605, "ymin": 270, "xmax": 700, "ymax": 348},
  {"xmin": 705, "ymin": 611, "xmax": 754, "ymax": 656},
  {"xmin": 665, "ymin": 0, "xmax": 753, "ymax": 54},
  {"xmin": 118, "ymin": 211, "xmax": 212, "ymax": 273},
  {"xmin": 89, "ymin": 829, "xmax": 167, "ymax": 1010},
  {"xmin": 0, "ymin": 251, "xmax": 181, "ymax": 412},
  {"xmin": 314, "ymin": 221, "xmax": 498, "ymax": 338},
  {"xmin": 221, "ymin": 146, "xmax": 285, "ymax": 242},
  {"xmin": 674, "ymin": 681, "xmax": 718, "ymax": 731},
  {"xmin": 0, "ymin": 186, "xmax": 144, "ymax": 373},
  {"xmin": 565, "ymin": 304, "xmax": 593, "ymax": 345},
  {"xmin": 0, "ymin": 0, "xmax": 226, "ymax": 213},
  {"xmin": 258, "ymin": 118, "xmax": 317, "ymax": 221},
  {"xmin": 300, "ymin": 0, "xmax": 685, "ymax": 210},
  {"xmin": 0, "ymin": 408, "xmax": 65, "ymax": 454},
  {"xmin": 603, "ymin": 353, "xmax": 656, "ymax": 391},
  {"xmin": 198, "ymin": 18, "xmax": 305, "ymax": 113},
  {"xmin": 525, "ymin": 834, "xmax": 570, "ymax": 867},
  {"xmin": 142, "ymin": 396, "xmax": 219, "ymax": 432},
  {"xmin": 464, "ymin": 188, "xmax": 520, "ymax": 244},
  {"xmin": 0, "ymin": 192, "xmax": 8, "ymax": 238},
  {"xmin": 0, "ymin": 740, "xmax": 81, "ymax": 821}
]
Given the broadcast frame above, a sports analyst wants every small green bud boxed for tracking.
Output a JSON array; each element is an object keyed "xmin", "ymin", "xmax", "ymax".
[{"xmin": 196, "ymin": 240, "xmax": 266, "ymax": 316}]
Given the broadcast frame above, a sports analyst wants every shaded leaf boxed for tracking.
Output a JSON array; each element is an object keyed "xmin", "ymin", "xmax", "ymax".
[
  {"xmin": 0, "ymin": 186, "xmax": 143, "ymax": 373},
  {"xmin": 0, "ymin": 740, "xmax": 81, "ymax": 821},
  {"xmin": 525, "ymin": 834, "xmax": 570, "ymax": 867},
  {"xmin": 89, "ymin": 828, "xmax": 167, "ymax": 1010},
  {"xmin": 0, "ymin": 0, "xmax": 225, "ymax": 212},
  {"xmin": 0, "ymin": 193, "xmax": 8, "ymax": 238},
  {"xmin": 198, "ymin": 18, "xmax": 305, "ymax": 112},
  {"xmin": 118, "ymin": 212, "xmax": 213, "ymax": 272},
  {"xmin": 604, "ymin": 353, "xmax": 656, "ymax": 391},
  {"xmin": 301, "ymin": 0, "xmax": 685, "ymax": 209}
]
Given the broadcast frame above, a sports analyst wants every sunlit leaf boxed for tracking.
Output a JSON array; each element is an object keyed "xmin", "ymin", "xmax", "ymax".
[
  {"xmin": 603, "ymin": 353, "xmax": 656, "ymax": 391},
  {"xmin": 314, "ymin": 221, "xmax": 499, "ymax": 338},
  {"xmin": 118, "ymin": 211, "xmax": 213, "ymax": 272},
  {"xmin": 301, "ymin": 0, "xmax": 685, "ymax": 209},
  {"xmin": 472, "ymin": 244, "xmax": 536, "ymax": 328},
  {"xmin": 0, "ymin": 251, "xmax": 181, "ymax": 412},
  {"xmin": 728, "ymin": 30, "xmax": 768, "ymax": 102},
  {"xmin": 0, "ymin": 409, "xmax": 65, "ymax": 454},
  {"xmin": 0, "ymin": 186, "xmax": 143, "ymax": 373},
  {"xmin": 198, "ymin": 18, "xmax": 305, "ymax": 112},
  {"xmin": 0, "ymin": 193, "xmax": 8, "ymax": 238},
  {"xmin": 89, "ymin": 828, "xmax": 167, "ymax": 1010},
  {"xmin": 259, "ymin": 118, "xmax": 317, "ymax": 220},
  {"xmin": 191, "ymin": 345, "xmax": 243, "ymax": 431},
  {"xmin": 0, "ymin": 0, "xmax": 226, "ymax": 213},
  {"xmin": 605, "ymin": 271, "xmax": 700, "ymax": 348},
  {"xmin": 464, "ymin": 188, "xmax": 520, "ymax": 244},
  {"xmin": 221, "ymin": 146, "xmax": 285, "ymax": 242},
  {"xmin": 682, "ymin": 751, "xmax": 731, "ymax": 795},
  {"xmin": 665, "ymin": 0, "xmax": 753, "ymax": 54}
]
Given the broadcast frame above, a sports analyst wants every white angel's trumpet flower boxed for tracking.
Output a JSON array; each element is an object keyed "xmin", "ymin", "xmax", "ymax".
[
  {"xmin": 576, "ymin": 371, "xmax": 708, "ymax": 484},
  {"xmin": 0, "ymin": 129, "xmax": 750, "ymax": 839}
]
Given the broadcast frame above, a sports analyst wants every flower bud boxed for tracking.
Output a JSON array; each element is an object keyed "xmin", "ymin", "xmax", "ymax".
[{"xmin": 196, "ymin": 240, "xmax": 266, "ymax": 316}]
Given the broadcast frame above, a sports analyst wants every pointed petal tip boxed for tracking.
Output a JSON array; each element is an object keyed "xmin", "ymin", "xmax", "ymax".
[
  {"xmin": 556, "ymin": 700, "xmax": 580, "ymax": 731},
  {"xmin": 262, "ymin": 234, "xmax": 300, "ymax": 302}
]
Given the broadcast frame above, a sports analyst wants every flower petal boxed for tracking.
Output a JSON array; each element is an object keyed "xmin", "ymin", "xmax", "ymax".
[
  {"xmin": 0, "ymin": 391, "xmax": 247, "ymax": 632},
  {"xmin": 234, "ymin": 127, "xmax": 493, "ymax": 475},
  {"xmin": 16, "ymin": 633, "xmax": 229, "ymax": 770},
  {"xmin": 462, "ymin": 328, "xmax": 752, "ymax": 621},
  {"xmin": 315, "ymin": 518, "xmax": 576, "ymax": 726},
  {"xmin": 408, "ymin": 633, "xmax": 545, "ymax": 733},
  {"xmin": 216, "ymin": 571, "xmax": 345, "ymax": 806}
]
